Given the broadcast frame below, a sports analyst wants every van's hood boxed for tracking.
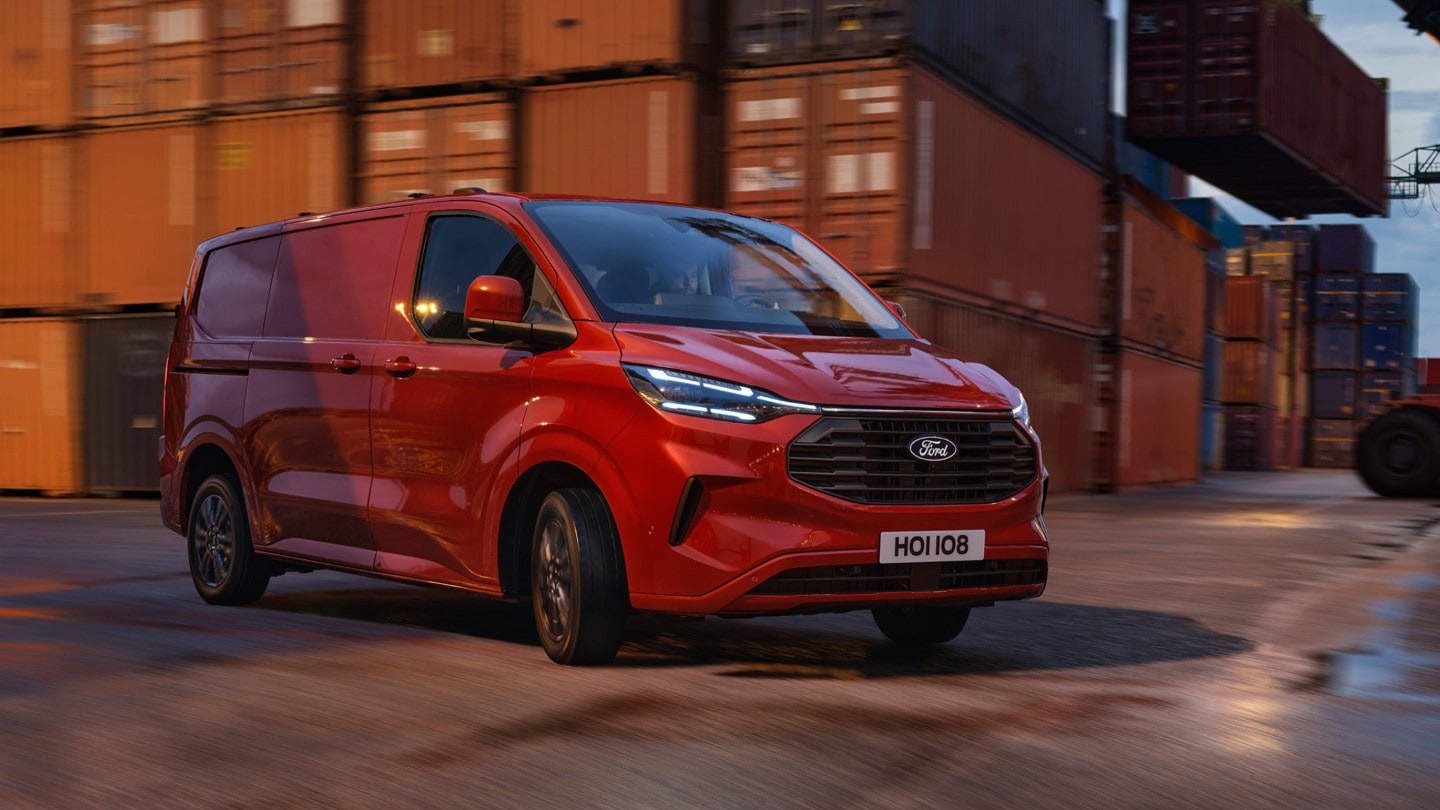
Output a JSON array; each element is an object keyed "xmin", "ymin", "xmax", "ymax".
[{"xmin": 611, "ymin": 325, "xmax": 1017, "ymax": 411}]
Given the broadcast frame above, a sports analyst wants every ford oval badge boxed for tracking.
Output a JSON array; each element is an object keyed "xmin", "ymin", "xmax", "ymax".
[{"xmin": 908, "ymin": 435, "xmax": 958, "ymax": 462}]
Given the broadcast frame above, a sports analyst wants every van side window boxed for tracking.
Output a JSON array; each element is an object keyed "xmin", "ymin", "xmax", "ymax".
[
  {"xmin": 264, "ymin": 216, "xmax": 407, "ymax": 340},
  {"xmin": 194, "ymin": 236, "xmax": 281, "ymax": 338},
  {"xmin": 414, "ymin": 215, "xmax": 540, "ymax": 339}
]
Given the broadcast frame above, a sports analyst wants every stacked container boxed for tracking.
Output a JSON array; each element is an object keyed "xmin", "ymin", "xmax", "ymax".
[
  {"xmin": 1305, "ymin": 224, "xmax": 1373, "ymax": 467},
  {"xmin": 1220, "ymin": 275, "xmax": 1278, "ymax": 470}
]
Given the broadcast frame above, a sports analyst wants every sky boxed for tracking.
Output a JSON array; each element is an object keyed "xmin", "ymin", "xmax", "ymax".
[{"xmin": 1107, "ymin": 0, "xmax": 1440, "ymax": 355}]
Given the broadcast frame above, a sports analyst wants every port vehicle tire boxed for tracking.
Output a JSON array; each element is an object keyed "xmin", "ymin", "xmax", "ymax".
[
  {"xmin": 1357, "ymin": 408, "xmax": 1440, "ymax": 497},
  {"xmin": 871, "ymin": 605, "xmax": 971, "ymax": 645},
  {"xmin": 531, "ymin": 488, "xmax": 627, "ymax": 665},
  {"xmin": 188, "ymin": 474, "xmax": 271, "ymax": 605}
]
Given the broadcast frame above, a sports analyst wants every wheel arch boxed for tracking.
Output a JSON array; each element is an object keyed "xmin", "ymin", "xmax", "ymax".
[{"xmin": 497, "ymin": 461, "xmax": 629, "ymax": 600}]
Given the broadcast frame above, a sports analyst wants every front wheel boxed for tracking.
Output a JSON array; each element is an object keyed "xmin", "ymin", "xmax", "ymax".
[
  {"xmin": 1356, "ymin": 408, "xmax": 1440, "ymax": 497},
  {"xmin": 531, "ymin": 488, "xmax": 627, "ymax": 665},
  {"xmin": 188, "ymin": 474, "xmax": 271, "ymax": 605},
  {"xmin": 871, "ymin": 605, "xmax": 971, "ymax": 645}
]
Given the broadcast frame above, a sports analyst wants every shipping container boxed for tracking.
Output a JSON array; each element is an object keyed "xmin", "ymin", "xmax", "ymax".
[
  {"xmin": 1310, "ymin": 371, "xmax": 1359, "ymax": 419},
  {"xmin": 1272, "ymin": 415, "xmax": 1303, "ymax": 469},
  {"xmin": 1316, "ymin": 224, "xmax": 1375, "ymax": 273},
  {"xmin": 361, "ymin": 0, "xmax": 509, "ymax": 91},
  {"xmin": 1311, "ymin": 322, "xmax": 1359, "ymax": 371},
  {"xmin": 209, "ymin": 107, "xmax": 349, "ymax": 235},
  {"xmin": 1204, "ymin": 329, "xmax": 1224, "ymax": 401},
  {"xmin": 1224, "ymin": 404, "xmax": 1274, "ymax": 470},
  {"xmin": 1117, "ymin": 123, "xmax": 1182, "ymax": 199},
  {"xmin": 78, "ymin": 0, "xmax": 210, "ymax": 122},
  {"xmin": 523, "ymin": 75, "xmax": 720, "ymax": 205},
  {"xmin": 83, "ymin": 313, "xmax": 172, "ymax": 491},
  {"xmin": 1206, "ymin": 252, "xmax": 1227, "ymax": 333},
  {"xmin": 1313, "ymin": 273, "xmax": 1361, "ymax": 321},
  {"xmin": 1224, "ymin": 246, "xmax": 1247, "ymax": 276},
  {"xmin": 1116, "ymin": 349, "xmax": 1202, "ymax": 487},
  {"xmin": 1295, "ymin": 273, "xmax": 1312, "ymax": 321},
  {"xmin": 1126, "ymin": 0, "xmax": 1387, "ymax": 218},
  {"xmin": 898, "ymin": 292, "xmax": 1096, "ymax": 493},
  {"xmin": 0, "ymin": 317, "xmax": 83, "ymax": 493},
  {"xmin": 1173, "ymin": 197, "xmax": 1243, "ymax": 249},
  {"xmin": 1418, "ymin": 357, "xmax": 1440, "ymax": 393},
  {"xmin": 0, "ymin": 0, "xmax": 73, "ymax": 130},
  {"xmin": 1224, "ymin": 275, "xmax": 1274, "ymax": 342},
  {"xmin": 730, "ymin": 0, "xmax": 909, "ymax": 66},
  {"xmin": 359, "ymin": 94, "xmax": 514, "ymax": 204},
  {"xmin": 1248, "ymin": 240, "xmax": 1298, "ymax": 281},
  {"xmin": 81, "ymin": 121, "xmax": 201, "ymax": 305},
  {"xmin": 0, "ymin": 135, "xmax": 79, "ymax": 310},
  {"xmin": 216, "ymin": 0, "xmax": 349, "ymax": 107},
  {"xmin": 1121, "ymin": 185, "xmax": 1210, "ymax": 361},
  {"xmin": 1360, "ymin": 371, "xmax": 1414, "ymax": 421},
  {"xmin": 1307, "ymin": 436, "xmax": 1354, "ymax": 468},
  {"xmin": 1222, "ymin": 339, "xmax": 1272, "ymax": 405},
  {"xmin": 1361, "ymin": 273, "xmax": 1418, "ymax": 322},
  {"xmin": 1310, "ymin": 418, "xmax": 1358, "ymax": 441},
  {"xmin": 1201, "ymin": 400, "xmax": 1225, "ymax": 471},
  {"xmin": 725, "ymin": 59, "xmax": 1106, "ymax": 328},
  {"xmin": 517, "ymin": 0, "xmax": 722, "ymax": 78},
  {"xmin": 1265, "ymin": 223, "xmax": 1316, "ymax": 274},
  {"xmin": 1361, "ymin": 322, "xmax": 1414, "ymax": 371}
]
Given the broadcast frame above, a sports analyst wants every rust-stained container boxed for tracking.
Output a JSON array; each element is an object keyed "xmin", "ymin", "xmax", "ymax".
[
  {"xmin": 83, "ymin": 312, "xmax": 173, "ymax": 492},
  {"xmin": 0, "ymin": 136, "xmax": 80, "ymax": 309},
  {"xmin": 896, "ymin": 292, "xmax": 1095, "ymax": 492},
  {"xmin": 1116, "ymin": 349, "xmax": 1202, "ymax": 488},
  {"xmin": 209, "ymin": 107, "xmax": 349, "ymax": 234},
  {"xmin": 80, "ymin": 121, "xmax": 201, "ymax": 305},
  {"xmin": 216, "ymin": 0, "xmax": 348, "ymax": 107},
  {"xmin": 0, "ymin": 317, "xmax": 83, "ymax": 494},
  {"xmin": 1224, "ymin": 404, "xmax": 1275, "ymax": 471},
  {"xmin": 359, "ymin": 93, "xmax": 514, "ymax": 204},
  {"xmin": 1224, "ymin": 276, "xmax": 1276, "ymax": 343},
  {"xmin": 78, "ymin": 0, "xmax": 211, "ymax": 122},
  {"xmin": 0, "ymin": 0, "xmax": 73, "ymax": 130},
  {"xmin": 1126, "ymin": 0, "xmax": 1387, "ymax": 218},
  {"xmin": 1272, "ymin": 414, "xmax": 1303, "ymax": 470},
  {"xmin": 361, "ymin": 0, "xmax": 509, "ymax": 90},
  {"xmin": 1121, "ymin": 184, "xmax": 1210, "ymax": 361},
  {"xmin": 727, "ymin": 59, "xmax": 1106, "ymax": 330},
  {"xmin": 516, "ymin": 0, "xmax": 722, "ymax": 78},
  {"xmin": 521, "ymin": 75, "xmax": 721, "ymax": 205},
  {"xmin": 1222, "ymin": 339, "xmax": 1273, "ymax": 405}
]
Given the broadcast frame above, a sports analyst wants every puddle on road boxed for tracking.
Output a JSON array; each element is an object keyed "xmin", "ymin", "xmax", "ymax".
[{"xmin": 1320, "ymin": 592, "xmax": 1440, "ymax": 705}]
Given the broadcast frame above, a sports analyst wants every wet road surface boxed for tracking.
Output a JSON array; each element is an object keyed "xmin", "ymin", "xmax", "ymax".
[{"xmin": 1, "ymin": 470, "xmax": 1437, "ymax": 807}]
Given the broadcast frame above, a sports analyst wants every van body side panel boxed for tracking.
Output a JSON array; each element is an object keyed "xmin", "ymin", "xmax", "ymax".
[{"xmin": 240, "ymin": 215, "xmax": 407, "ymax": 565}]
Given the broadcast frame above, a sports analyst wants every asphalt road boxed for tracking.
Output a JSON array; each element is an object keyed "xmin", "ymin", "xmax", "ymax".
[{"xmin": 2, "ymin": 470, "xmax": 1437, "ymax": 808}]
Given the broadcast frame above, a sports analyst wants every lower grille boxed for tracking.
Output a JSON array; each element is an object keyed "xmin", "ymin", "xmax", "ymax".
[{"xmin": 750, "ymin": 559, "xmax": 1046, "ymax": 596}]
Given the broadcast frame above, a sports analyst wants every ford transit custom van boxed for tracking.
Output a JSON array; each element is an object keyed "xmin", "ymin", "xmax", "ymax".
[{"xmin": 160, "ymin": 191, "xmax": 1049, "ymax": 665}]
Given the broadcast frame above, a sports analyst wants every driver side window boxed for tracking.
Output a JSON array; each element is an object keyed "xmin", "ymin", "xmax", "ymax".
[{"xmin": 414, "ymin": 214, "xmax": 539, "ymax": 339}]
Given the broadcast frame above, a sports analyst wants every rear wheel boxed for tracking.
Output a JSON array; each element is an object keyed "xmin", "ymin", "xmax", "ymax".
[
  {"xmin": 1357, "ymin": 408, "xmax": 1440, "ymax": 497},
  {"xmin": 871, "ymin": 605, "xmax": 971, "ymax": 645},
  {"xmin": 531, "ymin": 488, "xmax": 627, "ymax": 665},
  {"xmin": 188, "ymin": 474, "xmax": 271, "ymax": 605}
]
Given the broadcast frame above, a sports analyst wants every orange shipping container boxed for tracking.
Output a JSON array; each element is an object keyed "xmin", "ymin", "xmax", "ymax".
[
  {"xmin": 900, "ymin": 292, "xmax": 1096, "ymax": 493},
  {"xmin": 361, "ymin": 0, "xmax": 510, "ymax": 90},
  {"xmin": 1120, "ymin": 188, "xmax": 1209, "ymax": 362},
  {"xmin": 216, "ymin": 0, "xmax": 348, "ymax": 107},
  {"xmin": 516, "ymin": 0, "xmax": 720, "ymax": 78},
  {"xmin": 0, "ymin": 136, "xmax": 80, "ymax": 309},
  {"xmin": 210, "ymin": 107, "xmax": 349, "ymax": 234},
  {"xmin": 359, "ymin": 94, "xmax": 514, "ymax": 204},
  {"xmin": 0, "ymin": 318, "xmax": 83, "ymax": 494},
  {"xmin": 78, "ymin": 0, "xmax": 210, "ymax": 122},
  {"xmin": 1115, "ymin": 349, "xmax": 1202, "ymax": 488},
  {"xmin": 81, "ymin": 121, "xmax": 201, "ymax": 305},
  {"xmin": 1222, "ymin": 339, "xmax": 1274, "ymax": 406},
  {"xmin": 1224, "ymin": 275, "xmax": 1276, "ymax": 343},
  {"xmin": 726, "ymin": 59, "xmax": 1106, "ymax": 331},
  {"xmin": 0, "ymin": 0, "xmax": 73, "ymax": 129},
  {"xmin": 521, "ymin": 75, "xmax": 720, "ymax": 205}
]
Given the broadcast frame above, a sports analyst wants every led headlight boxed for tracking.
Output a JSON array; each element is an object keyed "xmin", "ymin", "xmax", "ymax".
[
  {"xmin": 623, "ymin": 364, "xmax": 820, "ymax": 423},
  {"xmin": 1012, "ymin": 390, "xmax": 1030, "ymax": 428}
]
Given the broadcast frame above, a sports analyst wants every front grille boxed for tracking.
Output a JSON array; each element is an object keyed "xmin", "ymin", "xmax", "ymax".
[
  {"xmin": 750, "ymin": 559, "xmax": 1046, "ymax": 596},
  {"xmin": 787, "ymin": 415, "xmax": 1037, "ymax": 504}
]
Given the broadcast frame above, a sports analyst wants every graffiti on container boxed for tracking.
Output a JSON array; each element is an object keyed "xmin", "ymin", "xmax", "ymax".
[{"xmin": 732, "ymin": 166, "xmax": 803, "ymax": 193}]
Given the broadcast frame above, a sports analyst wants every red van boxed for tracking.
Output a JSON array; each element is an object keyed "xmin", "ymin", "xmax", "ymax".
[{"xmin": 160, "ymin": 192, "xmax": 1048, "ymax": 665}]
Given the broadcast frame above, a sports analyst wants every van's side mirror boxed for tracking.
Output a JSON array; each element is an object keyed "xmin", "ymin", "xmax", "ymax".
[
  {"xmin": 886, "ymin": 300, "xmax": 907, "ymax": 320},
  {"xmin": 464, "ymin": 274, "xmax": 576, "ymax": 348}
]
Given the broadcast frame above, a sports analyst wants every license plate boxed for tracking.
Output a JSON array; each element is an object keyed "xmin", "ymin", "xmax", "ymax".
[{"xmin": 879, "ymin": 530, "xmax": 985, "ymax": 564}]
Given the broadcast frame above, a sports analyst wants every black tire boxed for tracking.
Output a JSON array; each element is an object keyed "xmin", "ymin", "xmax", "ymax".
[
  {"xmin": 1356, "ymin": 408, "xmax": 1440, "ymax": 498},
  {"xmin": 871, "ymin": 605, "xmax": 971, "ymax": 645},
  {"xmin": 531, "ymin": 488, "xmax": 628, "ymax": 665},
  {"xmin": 188, "ymin": 474, "xmax": 271, "ymax": 605}
]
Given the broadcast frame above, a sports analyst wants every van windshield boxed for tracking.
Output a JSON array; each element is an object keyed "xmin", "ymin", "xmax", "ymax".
[{"xmin": 523, "ymin": 201, "xmax": 911, "ymax": 338}]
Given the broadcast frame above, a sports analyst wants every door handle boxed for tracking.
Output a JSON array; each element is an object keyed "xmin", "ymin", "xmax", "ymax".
[
  {"xmin": 385, "ymin": 356, "xmax": 418, "ymax": 377},
  {"xmin": 330, "ymin": 353, "xmax": 361, "ymax": 374}
]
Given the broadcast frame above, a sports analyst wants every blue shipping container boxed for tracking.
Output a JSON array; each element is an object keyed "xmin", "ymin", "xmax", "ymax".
[
  {"xmin": 1201, "ymin": 401, "xmax": 1225, "ymax": 472},
  {"xmin": 1316, "ymin": 224, "xmax": 1375, "ymax": 273},
  {"xmin": 1311, "ymin": 371, "xmax": 1359, "ymax": 419},
  {"xmin": 1173, "ymin": 198, "xmax": 1244, "ymax": 249},
  {"xmin": 1204, "ymin": 330, "xmax": 1224, "ymax": 401},
  {"xmin": 1312, "ymin": 322, "xmax": 1359, "ymax": 370},
  {"xmin": 1362, "ymin": 323, "xmax": 1413, "ymax": 370},
  {"xmin": 1309, "ymin": 418, "xmax": 1358, "ymax": 441},
  {"xmin": 1360, "ymin": 371, "xmax": 1415, "ymax": 420},
  {"xmin": 1361, "ymin": 273, "xmax": 1419, "ymax": 322},
  {"xmin": 1313, "ymin": 273, "xmax": 1361, "ymax": 321}
]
